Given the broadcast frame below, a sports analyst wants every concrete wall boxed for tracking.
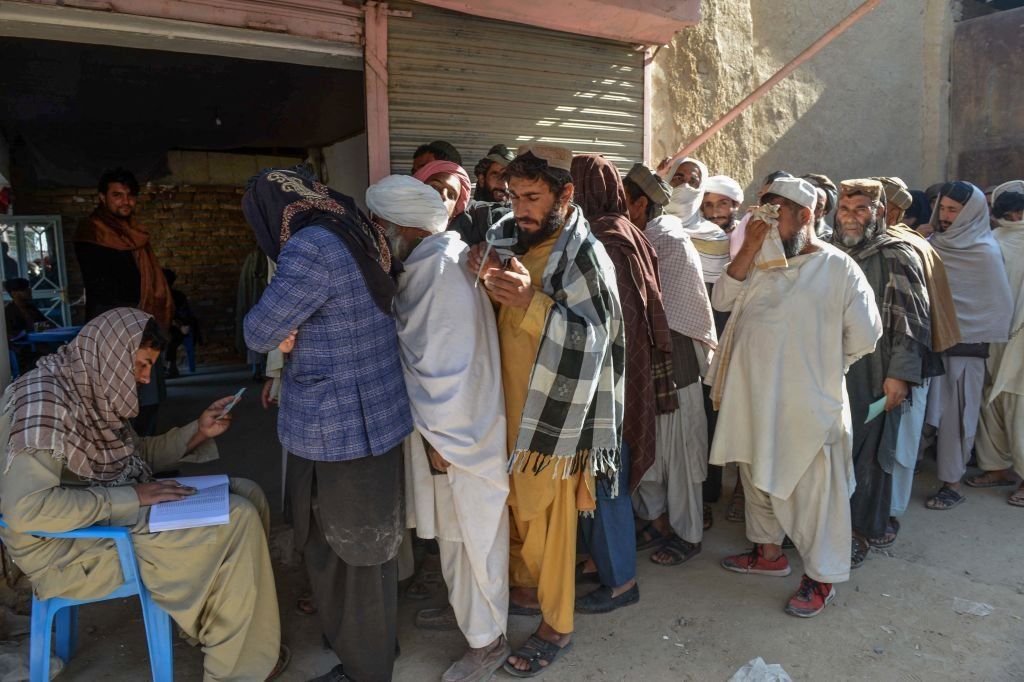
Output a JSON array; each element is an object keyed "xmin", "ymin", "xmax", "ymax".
[
  {"xmin": 323, "ymin": 132, "xmax": 369, "ymax": 212},
  {"xmin": 651, "ymin": 0, "xmax": 954, "ymax": 200},
  {"xmin": 18, "ymin": 184, "xmax": 255, "ymax": 367}
]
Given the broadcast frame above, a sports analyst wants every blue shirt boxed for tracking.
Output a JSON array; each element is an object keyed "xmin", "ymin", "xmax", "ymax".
[{"xmin": 244, "ymin": 227, "xmax": 412, "ymax": 461}]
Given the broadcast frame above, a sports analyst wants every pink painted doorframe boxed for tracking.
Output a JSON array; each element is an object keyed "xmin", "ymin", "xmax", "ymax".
[{"xmin": 364, "ymin": 1, "xmax": 390, "ymax": 183}]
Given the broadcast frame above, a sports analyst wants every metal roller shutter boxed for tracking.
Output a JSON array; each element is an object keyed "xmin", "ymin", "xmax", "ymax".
[{"xmin": 387, "ymin": 0, "xmax": 644, "ymax": 175}]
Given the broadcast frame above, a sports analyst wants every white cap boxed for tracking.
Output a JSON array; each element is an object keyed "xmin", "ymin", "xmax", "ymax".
[
  {"xmin": 365, "ymin": 175, "xmax": 450, "ymax": 234},
  {"xmin": 764, "ymin": 177, "xmax": 818, "ymax": 211},
  {"xmin": 705, "ymin": 175, "xmax": 743, "ymax": 204}
]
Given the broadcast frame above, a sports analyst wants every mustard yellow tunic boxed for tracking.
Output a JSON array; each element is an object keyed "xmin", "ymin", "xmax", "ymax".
[
  {"xmin": 0, "ymin": 412, "xmax": 280, "ymax": 682},
  {"xmin": 498, "ymin": 233, "xmax": 580, "ymax": 634}
]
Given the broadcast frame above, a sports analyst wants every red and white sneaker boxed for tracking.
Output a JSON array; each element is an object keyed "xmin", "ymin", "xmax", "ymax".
[
  {"xmin": 721, "ymin": 545, "xmax": 792, "ymax": 576},
  {"xmin": 785, "ymin": 575, "xmax": 836, "ymax": 618}
]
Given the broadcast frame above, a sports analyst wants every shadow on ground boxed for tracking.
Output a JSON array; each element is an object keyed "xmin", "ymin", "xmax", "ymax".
[{"xmin": 51, "ymin": 367, "xmax": 1024, "ymax": 681}]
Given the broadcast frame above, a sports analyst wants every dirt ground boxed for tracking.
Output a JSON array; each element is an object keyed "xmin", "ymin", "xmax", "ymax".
[{"xmin": 37, "ymin": 368, "xmax": 1024, "ymax": 681}]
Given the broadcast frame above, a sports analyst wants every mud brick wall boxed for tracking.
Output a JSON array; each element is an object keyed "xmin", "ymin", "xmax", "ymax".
[{"xmin": 17, "ymin": 184, "xmax": 258, "ymax": 366}]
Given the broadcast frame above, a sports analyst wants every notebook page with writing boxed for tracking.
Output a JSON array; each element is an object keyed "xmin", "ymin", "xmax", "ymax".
[{"xmin": 148, "ymin": 475, "xmax": 230, "ymax": 532}]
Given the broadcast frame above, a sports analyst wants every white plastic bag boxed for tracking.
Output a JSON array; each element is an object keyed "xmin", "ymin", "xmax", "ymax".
[{"xmin": 729, "ymin": 657, "xmax": 793, "ymax": 682}]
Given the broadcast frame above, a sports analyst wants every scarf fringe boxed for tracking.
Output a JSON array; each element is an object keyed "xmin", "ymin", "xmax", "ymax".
[{"xmin": 506, "ymin": 447, "xmax": 621, "ymax": 499}]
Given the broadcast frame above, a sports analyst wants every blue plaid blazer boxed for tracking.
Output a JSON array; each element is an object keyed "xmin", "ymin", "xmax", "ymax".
[{"xmin": 244, "ymin": 227, "xmax": 412, "ymax": 461}]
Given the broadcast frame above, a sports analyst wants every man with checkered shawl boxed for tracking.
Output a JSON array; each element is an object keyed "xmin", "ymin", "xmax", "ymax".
[
  {"xmin": 832, "ymin": 179, "xmax": 930, "ymax": 566},
  {"xmin": 468, "ymin": 143, "xmax": 624, "ymax": 677}
]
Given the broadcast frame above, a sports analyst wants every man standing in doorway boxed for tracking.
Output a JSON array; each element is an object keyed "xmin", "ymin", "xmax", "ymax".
[
  {"xmin": 468, "ymin": 144, "xmax": 623, "ymax": 676},
  {"xmin": 74, "ymin": 167, "xmax": 174, "ymax": 436},
  {"xmin": 711, "ymin": 177, "xmax": 881, "ymax": 617}
]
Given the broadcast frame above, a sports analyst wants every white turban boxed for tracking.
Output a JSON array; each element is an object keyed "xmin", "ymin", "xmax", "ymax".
[
  {"xmin": 365, "ymin": 175, "xmax": 449, "ymax": 234},
  {"xmin": 992, "ymin": 180, "xmax": 1024, "ymax": 206},
  {"xmin": 705, "ymin": 175, "xmax": 744, "ymax": 205}
]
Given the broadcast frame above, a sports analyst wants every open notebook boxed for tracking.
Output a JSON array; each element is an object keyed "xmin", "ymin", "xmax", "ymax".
[{"xmin": 149, "ymin": 475, "xmax": 230, "ymax": 533}]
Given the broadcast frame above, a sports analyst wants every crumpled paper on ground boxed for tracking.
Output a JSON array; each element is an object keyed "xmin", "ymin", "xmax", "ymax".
[
  {"xmin": 953, "ymin": 597, "xmax": 993, "ymax": 617},
  {"xmin": 729, "ymin": 657, "xmax": 793, "ymax": 682}
]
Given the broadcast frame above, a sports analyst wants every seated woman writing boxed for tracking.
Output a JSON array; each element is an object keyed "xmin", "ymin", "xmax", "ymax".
[{"xmin": 0, "ymin": 307, "xmax": 286, "ymax": 681}]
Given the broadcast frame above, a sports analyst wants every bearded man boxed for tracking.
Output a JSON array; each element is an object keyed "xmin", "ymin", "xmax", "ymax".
[
  {"xmin": 702, "ymin": 175, "xmax": 744, "ymax": 233},
  {"xmin": 74, "ymin": 167, "xmax": 174, "ymax": 436},
  {"xmin": 831, "ymin": 179, "xmax": 930, "ymax": 567},
  {"xmin": 971, "ymin": 183, "xmax": 1024, "ymax": 507},
  {"xmin": 624, "ymin": 163, "xmax": 717, "ymax": 567},
  {"xmin": 570, "ymin": 154, "xmax": 674, "ymax": 613},
  {"xmin": 873, "ymin": 176, "xmax": 960, "ymax": 536},
  {"xmin": 473, "ymin": 144, "xmax": 514, "ymax": 203},
  {"xmin": 710, "ymin": 177, "xmax": 881, "ymax": 618},
  {"xmin": 924, "ymin": 182, "xmax": 1013, "ymax": 511},
  {"xmin": 467, "ymin": 144, "xmax": 623, "ymax": 676},
  {"xmin": 367, "ymin": 175, "xmax": 512, "ymax": 681}
]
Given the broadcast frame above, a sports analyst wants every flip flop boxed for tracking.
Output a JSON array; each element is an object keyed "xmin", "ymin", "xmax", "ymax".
[
  {"xmin": 503, "ymin": 635, "xmax": 574, "ymax": 678},
  {"xmin": 1008, "ymin": 487, "xmax": 1024, "ymax": 508}
]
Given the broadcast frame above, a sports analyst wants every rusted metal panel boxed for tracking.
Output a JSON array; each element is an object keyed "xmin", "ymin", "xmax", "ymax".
[
  {"xmin": 6, "ymin": 0, "xmax": 363, "ymax": 45},
  {"xmin": 951, "ymin": 7, "xmax": 1024, "ymax": 186},
  {"xmin": 387, "ymin": 0, "xmax": 644, "ymax": 175},
  {"xmin": 413, "ymin": 0, "xmax": 700, "ymax": 45}
]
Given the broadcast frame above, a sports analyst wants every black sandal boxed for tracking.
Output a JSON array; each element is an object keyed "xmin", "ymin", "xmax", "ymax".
[
  {"xmin": 703, "ymin": 503, "xmax": 714, "ymax": 531},
  {"xmin": 502, "ymin": 634, "xmax": 574, "ymax": 678},
  {"xmin": 651, "ymin": 536, "xmax": 702, "ymax": 566},
  {"xmin": 926, "ymin": 485, "xmax": 965, "ymax": 510},
  {"xmin": 851, "ymin": 536, "xmax": 869, "ymax": 569},
  {"xmin": 635, "ymin": 522, "xmax": 668, "ymax": 550},
  {"xmin": 868, "ymin": 518, "xmax": 900, "ymax": 549}
]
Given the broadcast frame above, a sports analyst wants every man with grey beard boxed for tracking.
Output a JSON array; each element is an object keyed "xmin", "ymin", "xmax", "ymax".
[{"xmin": 832, "ymin": 179, "xmax": 930, "ymax": 568}]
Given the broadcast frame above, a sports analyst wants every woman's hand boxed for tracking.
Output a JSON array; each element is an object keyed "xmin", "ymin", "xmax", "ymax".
[{"xmin": 133, "ymin": 480, "xmax": 196, "ymax": 506}]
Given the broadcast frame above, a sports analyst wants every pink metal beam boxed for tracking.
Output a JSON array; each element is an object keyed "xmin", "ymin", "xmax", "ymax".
[
  {"xmin": 664, "ymin": 0, "xmax": 882, "ymax": 167},
  {"xmin": 364, "ymin": 1, "xmax": 390, "ymax": 183}
]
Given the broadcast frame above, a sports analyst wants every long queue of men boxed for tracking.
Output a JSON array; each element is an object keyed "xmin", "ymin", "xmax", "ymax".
[
  {"xmin": 240, "ymin": 140, "xmax": 1020, "ymax": 681},
  {"xmin": 0, "ymin": 137, "xmax": 1019, "ymax": 682}
]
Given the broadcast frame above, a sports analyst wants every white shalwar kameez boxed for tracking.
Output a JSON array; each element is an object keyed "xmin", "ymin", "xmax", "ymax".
[
  {"xmin": 396, "ymin": 231, "xmax": 509, "ymax": 649},
  {"xmin": 709, "ymin": 245, "xmax": 881, "ymax": 583},
  {"xmin": 633, "ymin": 217, "xmax": 717, "ymax": 544}
]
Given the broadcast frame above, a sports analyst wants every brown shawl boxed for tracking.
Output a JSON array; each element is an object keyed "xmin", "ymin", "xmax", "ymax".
[
  {"xmin": 75, "ymin": 206, "xmax": 174, "ymax": 329},
  {"xmin": 4, "ymin": 308, "xmax": 153, "ymax": 483},
  {"xmin": 571, "ymin": 154, "xmax": 677, "ymax": 493},
  {"xmin": 888, "ymin": 223, "xmax": 961, "ymax": 352}
]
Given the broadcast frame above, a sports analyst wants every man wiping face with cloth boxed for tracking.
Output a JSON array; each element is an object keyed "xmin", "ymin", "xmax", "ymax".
[{"xmin": 708, "ymin": 176, "xmax": 882, "ymax": 618}]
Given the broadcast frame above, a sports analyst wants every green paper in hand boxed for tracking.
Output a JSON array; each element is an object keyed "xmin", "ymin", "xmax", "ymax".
[{"xmin": 865, "ymin": 396, "xmax": 887, "ymax": 424}]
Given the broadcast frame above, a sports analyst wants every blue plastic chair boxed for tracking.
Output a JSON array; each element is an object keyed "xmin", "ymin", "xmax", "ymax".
[{"xmin": 0, "ymin": 519, "xmax": 173, "ymax": 681}]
